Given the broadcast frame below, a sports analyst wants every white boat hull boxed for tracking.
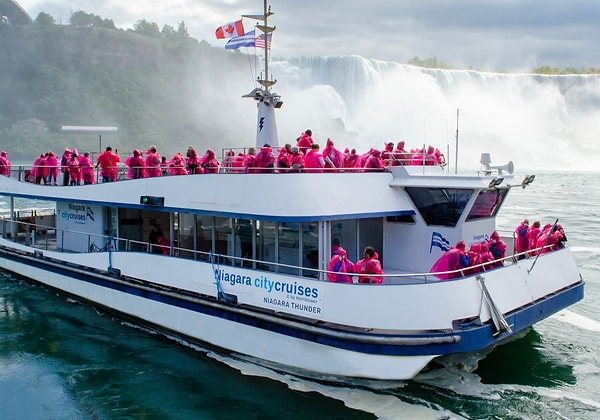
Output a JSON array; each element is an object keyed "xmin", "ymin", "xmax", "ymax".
[{"xmin": 0, "ymin": 239, "xmax": 583, "ymax": 381}]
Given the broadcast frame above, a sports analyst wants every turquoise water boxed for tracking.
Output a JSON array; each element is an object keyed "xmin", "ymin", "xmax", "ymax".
[{"xmin": 1, "ymin": 171, "xmax": 599, "ymax": 419}]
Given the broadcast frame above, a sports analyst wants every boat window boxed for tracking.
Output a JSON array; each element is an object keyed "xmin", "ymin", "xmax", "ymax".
[
  {"xmin": 278, "ymin": 222, "xmax": 300, "ymax": 275},
  {"xmin": 386, "ymin": 215, "xmax": 415, "ymax": 224},
  {"xmin": 118, "ymin": 208, "xmax": 145, "ymax": 251},
  {"xmin": 359, "ymin": 218, "xmax": 384, "ymax": 265},
  {"xmin": 331, "ymin": 220, "xmax": 358, "ymax": 262},
  {"xmin": 302, "ymin": 222, "xmax": 319, "ymax": 278},
  {"xmin": 214, "ymin": 217, "xmax": 232, "ymax": 264},
  {"xmin": 234, "ymin": 219, "xmax": 254, "ymax": 266},
  {"xmin": 197, "ymin": 216, "xmax": 213, "ymax": 258},
  {"xmin": 257, "ymin": 220, "xmax": 277, "ymax": 271},
  {"xmin": 405, "ymin": 187, "xmax": 473, "ymax": 227},
  {"xmin": 466, "ymin": 189, "xmax": 509, "ymax": 221},
  {"xmin": 178, "ymin": 213, "xmax": 196, "ymax": 258}
]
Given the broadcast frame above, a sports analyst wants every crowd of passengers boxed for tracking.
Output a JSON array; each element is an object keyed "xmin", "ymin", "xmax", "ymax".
[
  {"xmin": 513, "ymin": 219, "xmax": 567, "ymax": 257},
  {"xmin": 3, "ymin": 129, "xmax": 446, "ymax": 184},
  {"xmin": 430, "ymin": 221, "xmax": 567, "ymax": 280}
]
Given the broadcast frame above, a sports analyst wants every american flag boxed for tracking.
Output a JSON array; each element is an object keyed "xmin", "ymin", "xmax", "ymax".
[{"xmin": 255, "ymin": 33, "xmax": 272, "ymax": 50}]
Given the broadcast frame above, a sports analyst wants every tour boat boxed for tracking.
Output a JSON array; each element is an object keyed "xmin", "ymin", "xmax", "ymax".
[{"xmin": 0, "ymin": 2, "xmax": 584, "ymax": 381}]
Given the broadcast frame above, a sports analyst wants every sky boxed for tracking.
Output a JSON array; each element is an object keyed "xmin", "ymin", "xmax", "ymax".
[{"xmin": 13, "ymin": 0, "xmax": 600, "ymax": 72}]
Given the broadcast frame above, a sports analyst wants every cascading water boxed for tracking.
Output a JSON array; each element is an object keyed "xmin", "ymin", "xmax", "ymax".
[{"xmin": 263, "ymin": 55, "xmax": 600, "ymax": 171}]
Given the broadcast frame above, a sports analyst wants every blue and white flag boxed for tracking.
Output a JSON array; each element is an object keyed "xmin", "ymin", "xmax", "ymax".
[
  {"xmin": 225, "ymin": 30, "xmax": 256, "ymax": 49},
  {"xmin": 430, "ymin": 231, "xmax": 450, "ymax": 253}
]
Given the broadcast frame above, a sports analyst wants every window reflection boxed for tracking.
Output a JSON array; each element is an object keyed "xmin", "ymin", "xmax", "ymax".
[
  {"xmin": 467, "ymin": 189, "xmax": 509, "ymax": 221},
  {"xmin": 406, "ymin": 187, "xmax": 473, "ymax": 226}
]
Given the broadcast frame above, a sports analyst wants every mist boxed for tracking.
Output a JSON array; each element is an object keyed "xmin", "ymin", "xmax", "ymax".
[{"xmin": 211, "ymin": 55, "xmax": 600, "ymax": 172}]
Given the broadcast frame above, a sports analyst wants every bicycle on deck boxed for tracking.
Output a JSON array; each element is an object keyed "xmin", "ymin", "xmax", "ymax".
[{"xmin": 90, "ymin": 236, "xmax": 116, "ymax": 252}]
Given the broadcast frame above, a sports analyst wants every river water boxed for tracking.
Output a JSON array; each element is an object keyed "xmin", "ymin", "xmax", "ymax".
[{"xmin": 1, "ymin": 170, "xmax": 599, "ymax": 419}]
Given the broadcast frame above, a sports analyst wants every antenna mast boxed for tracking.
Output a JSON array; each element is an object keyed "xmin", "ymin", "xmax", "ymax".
[
  {"xmin": 454, "ymin": 108, "xmax": 459, "ymax": 174},
  {"xmin": 242, "ymin": 0, "xmax": 282, "ymax": 148}
]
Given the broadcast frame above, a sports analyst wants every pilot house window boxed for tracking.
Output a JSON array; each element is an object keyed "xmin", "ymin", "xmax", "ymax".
[
  {"xmin": 406, "ymin": 187, "xmax": 473, "ymax": 227},
  {"xmin": 466, "ymin": 189, "xmax": 509, "ymax": 221}
]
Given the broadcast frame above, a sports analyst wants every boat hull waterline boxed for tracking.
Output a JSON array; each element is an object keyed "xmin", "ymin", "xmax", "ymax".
[{"xmin": 0, "ymin": 240, "xmax": 583, "ymax": 381}]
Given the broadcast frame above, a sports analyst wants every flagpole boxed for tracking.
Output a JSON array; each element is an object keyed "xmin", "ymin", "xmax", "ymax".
[
  {"xmin": 241, "ymin": 1, "xmax": 281, "ymax": 148},
  {"xmin": 263, "ymin": 0, "xmax": 269, "ymax": 85},
  {"xmin": 454, "ymin": 108, "xmax": 459, "ymax": 174},
  {"xmin": 255, "ymin": 0, "xmax": 275, "ymax": 91}
]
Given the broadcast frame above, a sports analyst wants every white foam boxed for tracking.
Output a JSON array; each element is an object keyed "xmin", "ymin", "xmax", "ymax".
[
  {"xmin": 207, "ymin": 352, "xmax": 464, "ymax": 420},
  {"xmin": 551, "ymin": 310, "xmax": 600, "ymax": 332},
  {"xmin": 413, "ymin": 354, "xmax": 501, "ymax": 400}
]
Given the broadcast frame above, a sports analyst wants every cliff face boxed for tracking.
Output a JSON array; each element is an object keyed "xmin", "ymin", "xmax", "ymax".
[
  {"xmin": 0, "ymin": 23, "xmax": 253, "ymax": 160},
  {"xmin": 1, "ymin": 25, "xmax": 165, "ymax": 71}
]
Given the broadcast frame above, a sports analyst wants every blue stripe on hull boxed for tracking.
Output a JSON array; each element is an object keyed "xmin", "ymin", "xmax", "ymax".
[{"xmin": 1, "ymin": 250, "xmax": 584, "ymax": 358}]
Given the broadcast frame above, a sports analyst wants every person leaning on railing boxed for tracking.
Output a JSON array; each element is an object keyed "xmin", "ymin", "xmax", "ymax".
[{"xmin": 96, "ymin": 146, "xmax": 120, "ymax": 183}]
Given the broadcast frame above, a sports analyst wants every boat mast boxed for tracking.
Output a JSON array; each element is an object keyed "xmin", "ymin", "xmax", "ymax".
[
  {"xmin": 454, "ymin": 108, "xmax": 459, "ymax": 174},
  {"xmin": 242, "ymin": 0, "xmax": 282, "ymax": 148}
]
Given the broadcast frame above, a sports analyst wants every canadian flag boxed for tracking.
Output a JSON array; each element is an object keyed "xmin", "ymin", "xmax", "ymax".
[{"xmin": 215, "ymin": 20, "xmax": 245, "ymax": 39}]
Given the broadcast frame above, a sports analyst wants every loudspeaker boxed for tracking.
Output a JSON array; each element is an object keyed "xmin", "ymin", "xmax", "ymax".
[{"xmin": 490, "ymin": 161, "xmax": 514, "ymax": 175}]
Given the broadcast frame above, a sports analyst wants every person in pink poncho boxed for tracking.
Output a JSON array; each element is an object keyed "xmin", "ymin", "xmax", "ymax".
[
  {"xmin": 394, "ymin": 141, "xmax": 410, "ymax": 165},
  {"xmin": 253, "ymin": 144, "xmax": 276, "ymax": 173},
  {"xmin": 363, "ymin": 149, "xmax": 386, "ymax": 171},
  {"xmin": 304, "ymin": 143, "xmax": 326, "ymax": 172},
  {"xmin": 527, "ymin": 221, "xmax": 541, "ymax": 255},
  {"xmin": 170, "ymin": 153, "xmax": 188, "ymax": 175},
  {"xmin": 78, "ymin": 152, "xmax": 95, "ymax": 184},
  {"xmin": 488, "ymin": 230, "xmax": 507, "ymax": 267},
  {"xmin": 67, "ymin": 151, "xmax": 81, "ymax": 186},
  {"xmin": 222, "ymin": 150, "xmax": 235, "ymax": 173},
  {"xmin": 96, "ymin": 146, "xmax": 120, "ymax": 183},
  {"xmin": 537, "ymin": 223, "xmax": 567, "ymax": 254},
  {"xmin": 186, "ymin": 146, "xmax": 202, "ymax": 174},
  {"xmin": 32, "ymin": 153, "xmax": 46, "ymax": 184},
  {"xmin": 465, "ymin": 242, "xmax": 484, "ymax": 275},
  {"xmin": 344, "ymin": 148, "xmax": 359, "ymax": 170},
  {"xmin": 231, "ymin": 152, "xmax": 246, "ymax": 174},
  {"xmin": 60, "ymin": 148, "xmax": 71, "ymax": 185},
  {"xmin": 200, "ymin": 149, "xmax": 219, "ymax": 174},
  {"xmin": 126, "ymin": 149, "xmax": 146, "ymax": 179},
  {"xmin": 244, "ymin": 148, "xmax": 257, "ymax": 173},
  {"xmin": 296, "ymin": 129, "xmax": 314, "ymax": 155},
  {"xmin": 289, "ymin": 147, "xmax": 305, "ymax": 172},
  {"xmin": 355, "ymin": 246, "xmax": 383, "ymax": 284},
  {"xmin": 327, "ymin": 247, "xmax": 354, "ymax": 283},
  {"xmin": 277, "ymin": 144, "xmax": 292, "ymax": 173},
  {"xmin": 0, "ymin": 151, "xmax": 10, "ymax": 177},
  {"xmin": 145, "ymin": 145, "xmax": 161, "ymax": 177},
  {"xmin": 322, "ymin": 138, "xmax": 343, "ymax": 171},
  {"xmin": 430, "ymin": 240, "xmax": 470, "ymax": 280},
  {"xmin": 480, "ymin": 241, "xmax": 496, "ymax": 270},
  {"xmin": 45, "ymin": 151, "xmax": 58, "ymax": 185},
  {"xmin": 514, "ymin": 219, "xmax": 529, "ymax": 259}
]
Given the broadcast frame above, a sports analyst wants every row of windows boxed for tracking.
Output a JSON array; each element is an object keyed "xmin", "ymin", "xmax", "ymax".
[{"xmin": 117, "ymin": 210, "xmax": 383, "ymax": 278}]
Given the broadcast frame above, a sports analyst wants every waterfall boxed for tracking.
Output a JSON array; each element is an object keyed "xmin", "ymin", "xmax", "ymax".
[{"xmin": 264, "ymin": 55, "xmax": 600, "ymax": 172}]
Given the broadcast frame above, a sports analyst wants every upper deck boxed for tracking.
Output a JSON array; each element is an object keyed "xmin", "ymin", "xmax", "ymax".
[{"xmin": 0, "ymin": 163, "xmax": 515, "ymax": 222}]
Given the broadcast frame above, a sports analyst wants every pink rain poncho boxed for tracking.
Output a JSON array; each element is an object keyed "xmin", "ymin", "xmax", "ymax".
[
  {"xmin": 327, "ymin": 248, "xmax": 354, "ymax": 283},
  {"xmin": 355, "ymin": 251, "xmax": 383, "ymax": 284},
  {"xmin": 430, "ymin": 240, "xmax": 469, "ymax": 280}
]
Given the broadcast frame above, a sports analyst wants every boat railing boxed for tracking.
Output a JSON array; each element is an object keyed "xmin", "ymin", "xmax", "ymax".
[
  {"xmin": 7, "ymin": 164, "xmax": 130, "ymax": 184},
  {"xmin": 1, "ymin": 217, "xmax": 561, "ymax": 285},
  {"xmin": 6, "ymin": 154, "xmax": 450, "ymax": 184}
]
